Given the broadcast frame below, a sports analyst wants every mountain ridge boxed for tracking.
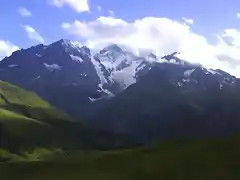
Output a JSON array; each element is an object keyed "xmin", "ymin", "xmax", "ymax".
[
  {"xmin": 0, "ymin": 39, "xmax": 240, "ymax": 139},
  {"xmin": 0, "ymin": 39, "xmax": 159, "ymax": 116},
  {"xmin": 1, "ymin": 39, "xmax": 237, "ymax": 92}
]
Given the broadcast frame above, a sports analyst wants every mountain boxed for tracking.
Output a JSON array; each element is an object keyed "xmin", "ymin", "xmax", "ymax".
[
  {"xmin": 94, "ymin": 44, "xmax": 155, "ymax": 89},
  {"xmin": 0, "ymin": 81, "xmax": 135, "ymax": 154},
  {"xmin": 0, "ymin": 40, "xmax": 154, "ymax": 117},
  {"xmin": 0, "ymin": 40, "xmax": 239, "ymax": 180},
  {"xmin": 86, "ymin": 54, "xmax": 240, "ymax": 142},
  {"xmin": 0, "ymin": 39, "xmax": 240, "ymax": 143},
  {"xmin": 0, "ymin": 39, "xmax": 107, "ymax": 116}
]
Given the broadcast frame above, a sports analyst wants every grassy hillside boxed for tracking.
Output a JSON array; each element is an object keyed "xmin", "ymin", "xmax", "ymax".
[
  {"xmin": 0, "ymin": 80, "xmax": 73, "ymax": 120},
  {"xmin": 0, "ymin": 81, "xmax": 78, "ymax": 151},
  {"xmin": 0, "ymin": 81, "xmax": 134, "ymax": 153},
  {"xmin": 0, "ymin": 81, "xmax": 239, "ymax": 180},
  {"xmin": 0, "ymin": 134, "xmax": 239, "ymax": 180}
]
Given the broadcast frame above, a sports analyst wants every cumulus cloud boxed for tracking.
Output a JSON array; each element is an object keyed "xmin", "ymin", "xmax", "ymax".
[
  {"xmin": 182, "ymin": 17, "xmax": 194, "ymax": 25},
  {"xmin": 49, "ymin": 0, "xmax": 89, "ymax": 13},
  {"xmin": 21, "ymin": 25, "xmax": 44, "ymax": 43},
  {"xmin": 18, "ymin": 7, "xmax": 32, "ymax": 17},
  {"xmin": 0, "ymin": 40, "xmax": 19, "ymax": 60},
  {"xmin": 62, "ymin": 16, "xmax": 240, "ymax": 77},
  {"xmin": 221, "ymin": 29, "xmax": 240, "ymax": 47}
]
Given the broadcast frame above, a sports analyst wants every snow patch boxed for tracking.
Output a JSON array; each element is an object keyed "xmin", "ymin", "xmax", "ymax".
[
  {"xmin": 169, "ymin": 59, "xmax": 179, "ymax": 64},
  {"xmin": 43, "ymin": 63, "xmax": 62, "ymax": 71},
  {"xmin": 95, "ymin": 46, "xmax": 153, "ymax": 89},
  {"xmin": 98, "ymin": 84, "xmax": 114, "ymax": 97},
  {"xmin": 220, "ymin": 84, "xmax": 223, "ymax": 89},
  {"xmin": 136, "ymin": 63, "xmax": 146, "ymax": 71},
  {"xmin": 8, "ymin": 64, "xmax": 18, "ymax": 68},
  {"xmin": 79, "ymin": 46, "xmax": 91, "ymax": 56},
  {"xmin": 89, "ymin": 97, "xmax": 97, "ymax": 102},
  {"xmin": 177, "ymin": 82, "xmax": 183, "ymax": 87},
  {"xmin": 34, "ymin": 75, "xmax": 41, "ymax": 80},
  {"xmin": 80, "ymin": 72, "xmax": 87, "ymax": 77},
  {"xmin": 36, "ymin": 54, "xmax": 42, "ymax": 57},
  {"xmin": 182, "ymin": 79, "xmax": 191, "ymax": 83},
  {"xmin": 70, "ymin": 55, "xmax": 84, "ymax": 63},
  {"xmin": 91, "ymin": 58, "xmax": 108, "ymax": 85},
  {"xmin": 162, "ymin": 59, "xmax": 178, "ymax": 64},
  {"xmin": 112, "ymin": 60, "xmax": 139, "ymax": 89},
  {"xmin": 208, "ymin": 69, "xmax": 221, "ymax": 75},
  {"xmin": 184, "ymin": 69, "xmax": 195, "ymax": 77},
  {"xmin": 70, "ymin": 41, "xmax": 82, "ymax": 48},
  {"xmin": 146, "ymin": 56, "xmax": 156, "ymax": 62},
  {"xmin": 97, "ymin": 48, "xmax": 135, "ymax": 71},
  {"xmin": 60, "ymin": 39, "xmax": 85, "ymax": 54},
  {"xmin": 200, "ymin": 67, "xmax": 210, "ymax": 75}
]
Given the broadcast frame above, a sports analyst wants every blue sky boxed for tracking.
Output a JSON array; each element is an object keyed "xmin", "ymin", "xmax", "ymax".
[
  {"xmin": 1, "ymin": 0, "xmax": 240, "ymax": 76},
  {"xmin": 1, "ymin": 0, "xmax": 240, "ymax": 47}
]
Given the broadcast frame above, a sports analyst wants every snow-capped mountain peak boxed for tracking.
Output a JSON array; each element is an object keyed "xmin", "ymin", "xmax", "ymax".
[
  {"xmin": 0, "ymin": 39, "xmax": 239, "ymax": 121},
  {"xmin": 48, "ymin": 39, "xmax": 84, "ymax": 55},
  {"xmin": 56, "ymin": 39, "xmax": 81, "ymax": 48},
  {"xmin": 100, "ymin": 44, "xmax": 123, "ymax": 54},
  {"xmin": 93, "ymin": 44, "xmax": 156, "ymax": 89},
  {"xmin": 161, "ymin": 52, "xmax": 184, "ymax": 64},
  {"xmin": 0, "ymin": 39, "xmax": 238, "ymax": 102},
  {"xmin": 79, "ymin": 46, "xmax": 91, "ymax": 57},
  {"xmin": 96, "ymin": 44, "xmax": 125, "ymax": 66}
]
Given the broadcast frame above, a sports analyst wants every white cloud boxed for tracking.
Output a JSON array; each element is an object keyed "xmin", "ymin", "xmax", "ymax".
[
  {"xmin": 21, "ymin": 25, "xmax": 44, "ymax": 43},
  {"xmin": 49, "ymin": 0, "xmax": 89, "ymax": 13},
  {"xmin": 18, "ymin": 7, "xmax": 32, "ymax": 17},
  {"xmin": 0, "ymin": 40, "xmax": 19, "ymax": 60},
  {"xmin": 97, "ymin": 6, "xmax": 102, "ymax": 12},
  {"xmin": 237, "ymin": 13, "xmax": 240, "ymax": 19},
  {"xmin": 62, "ymin": 16, "xmax": 240, "ymax": 77},
  {"xmin": 182, "ymin": 17, "xmax": 194, "ymax": 25},
  {"xmin": 221, "ymin": 29, "xmax": 240, "ymax": 47}
]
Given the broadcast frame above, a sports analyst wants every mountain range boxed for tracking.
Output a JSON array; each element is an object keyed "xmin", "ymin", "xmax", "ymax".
[
  {"xmin": 0, "ymin": 39, "xmax": 156, "ymax": 117},
  {"xmin": 0, "ymin": 39, "xmax": 239, "ymax": 143}
]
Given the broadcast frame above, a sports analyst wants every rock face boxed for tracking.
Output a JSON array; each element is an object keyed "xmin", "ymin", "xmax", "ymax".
[
  {"xmin": 86, "ymin": 60, "xmax": 240, "ymax": 142},
  {"xmin": 0, "ymin": 39, "xmax": 240, "ymax": 143},
  {"xmin": 0, "ymin": 40, "xmax": 155, "ymax": 116}
]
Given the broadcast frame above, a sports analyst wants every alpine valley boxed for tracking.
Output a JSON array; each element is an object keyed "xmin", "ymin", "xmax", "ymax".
[{"xmin": 0, "ymin": 39, "xmax": 239, "ymax": 180}]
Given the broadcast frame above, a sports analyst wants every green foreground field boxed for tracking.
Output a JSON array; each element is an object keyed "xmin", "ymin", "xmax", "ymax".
[{"xmin": 0, "ymin": 135, "xmax": 239, "ymax": 180}]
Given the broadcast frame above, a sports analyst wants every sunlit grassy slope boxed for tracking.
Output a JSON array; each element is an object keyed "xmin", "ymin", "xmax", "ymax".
[
  {"xmin": 0, "ymin": 80, "xmax": 73, "ymax": 121},
  {"xmin": 0, "ymin": 81, "xmax": 135, "ymax": 153},
  {"xmin": 0, "ymin": 80, "xmax": 73, "ymax": 126},
  {"xmin": 0, "ymin": 134, "xmax": 239, "ymax": 180},
  {"xmin": 0, "ymin": 80, "xmax": 80, "ymax": 152}
]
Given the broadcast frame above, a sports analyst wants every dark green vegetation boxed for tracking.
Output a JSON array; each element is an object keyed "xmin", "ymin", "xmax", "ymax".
[
  {"xmin": 0, "ymin": 134, "xmax": 239, "ymax": 180},
  {"xmin": 0, "ymin": 81, "xmax": 134, "ymax": 155},
  {"xmin": 0, "ymin": 80, "xmax": 71, "ymax": 151}
]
